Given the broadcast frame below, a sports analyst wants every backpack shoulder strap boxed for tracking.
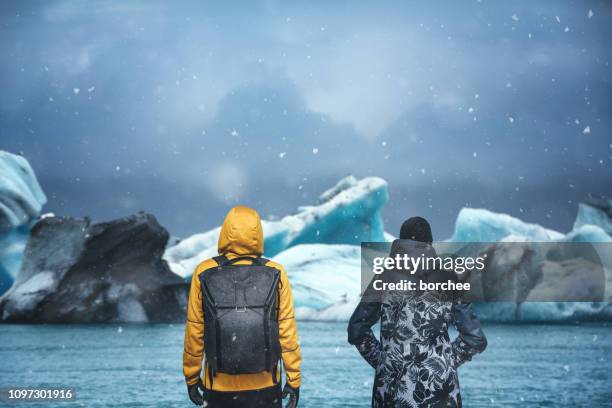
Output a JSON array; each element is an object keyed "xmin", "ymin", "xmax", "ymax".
[
  {"xmin": 216, "ymin": 256, "xmax": 270, "ymax": 266},
  {"xmin": 212, "ymin": 255, "xmax": 229, "ymax": 267}
]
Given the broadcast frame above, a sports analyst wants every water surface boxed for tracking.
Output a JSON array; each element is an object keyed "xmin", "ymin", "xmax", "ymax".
[{"xmin": 1, "ymin": 322, "xmax": 611, "ymax": 407}]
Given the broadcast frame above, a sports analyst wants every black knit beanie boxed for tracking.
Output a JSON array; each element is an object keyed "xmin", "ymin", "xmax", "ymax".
[{"xmin": 399, "ymin": 217, "xmax": 433, "ymax": 243}]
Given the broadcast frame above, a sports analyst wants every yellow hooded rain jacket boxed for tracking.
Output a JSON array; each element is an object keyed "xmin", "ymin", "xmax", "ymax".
[{"xmin": 183, "ymin": 205, "xmax": 302, "ymax": 391}]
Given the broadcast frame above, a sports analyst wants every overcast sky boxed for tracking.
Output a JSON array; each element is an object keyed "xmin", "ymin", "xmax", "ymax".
[{"xmin": 1, "ymin": 0, "xmax": 611, "ymax": 239}]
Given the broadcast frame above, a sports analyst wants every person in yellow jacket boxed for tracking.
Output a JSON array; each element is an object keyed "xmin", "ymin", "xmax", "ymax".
[{"xmin": 183, "ymin": 206, "xmax": 302, "ymax": 407}]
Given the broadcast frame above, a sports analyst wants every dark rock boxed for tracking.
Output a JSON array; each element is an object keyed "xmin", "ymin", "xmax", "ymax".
[{"xmin": 0, "ymin": 212, "xmax": 188, "ymax": 323}]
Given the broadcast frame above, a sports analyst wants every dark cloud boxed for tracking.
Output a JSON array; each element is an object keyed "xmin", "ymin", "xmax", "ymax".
[{"xmin": 1, "ymin": 0, "xmax": 610, "ymax": 238}]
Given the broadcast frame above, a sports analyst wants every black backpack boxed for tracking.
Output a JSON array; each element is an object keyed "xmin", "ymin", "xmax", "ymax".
[{"xmin": 200, "ymin": 255, "xmax": 281, "ymax": 382}]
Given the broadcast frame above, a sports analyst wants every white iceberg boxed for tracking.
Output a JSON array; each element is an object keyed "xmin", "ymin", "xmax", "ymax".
[
  {"xmin": 296, "ymin": 297, "xmax": 360, "ymax": 322},
  {"xmin": 0, "ymin": 151, "xmax": 47, "ymax": 295},
  {"xmin": 164, "ymin": 176, "xmax": 389, "ymax": 278},
  {"xmin": 273, "ymin": 244, "xmax": 361, "ymax": 311}
]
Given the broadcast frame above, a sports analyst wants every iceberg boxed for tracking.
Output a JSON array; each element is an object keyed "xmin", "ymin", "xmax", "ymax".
[
  {"xmin": 162, "ymin": 183, "xmax": 612, "ymax": 323},
  {"xmin": 296, "ymin": 297, "xmax": 360, "ymax": 322},
  {"xmin": 281, "ymin": 206, "xmax": 612, "ymax": 322},
  {"xmin": 574, "ymin": 198, "xmax": 612, "ymax": 236},
  {"xmin": 273, "ymin": 244, "xmax": 362, "ymax": 311},
  {"xmin": 0, "ymin": 151, "xmax": 47, "ymax": 295},
  {"xmin": 450, "ymin": 207, "xmax": 611, "ymax": 244},
  {"xmin": 443, "ymin": 207, "xmax": 612, "ymax": 323},
  {"xmin": 563, "ymin": 224, "xmax": 612, "ymax": 243},
  {"xmin": 448, "ymin": 208, "xmax": 564, "ymax": 242},
  {"xmin": 164, "ymin": 176, "xmax": 389, "ymax": 278},
  {"xmin": 1, "ymin": 157, "xmax": 608, "ymax": 324}
]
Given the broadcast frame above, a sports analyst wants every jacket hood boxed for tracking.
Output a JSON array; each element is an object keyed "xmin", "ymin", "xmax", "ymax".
[{"xmin": 218, "ymin": 205, "xmax": 264, "ymax": 256}]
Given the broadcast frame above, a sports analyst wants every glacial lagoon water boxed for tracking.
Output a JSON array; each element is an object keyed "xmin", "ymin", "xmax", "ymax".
[{"xmin": 1, "ymin": 322, "xmax": 611, "ymax": 407}]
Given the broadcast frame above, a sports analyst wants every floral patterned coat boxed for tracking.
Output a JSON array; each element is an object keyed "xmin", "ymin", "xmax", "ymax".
[{"xmin": 348, "ymin": 240, "xmax": 487, "ymax": 408}]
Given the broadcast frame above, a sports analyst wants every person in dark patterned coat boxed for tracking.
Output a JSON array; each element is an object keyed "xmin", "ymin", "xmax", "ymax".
[{"xmin": 348, "ymin": 217, "xmax": 487, "ymax": 408}]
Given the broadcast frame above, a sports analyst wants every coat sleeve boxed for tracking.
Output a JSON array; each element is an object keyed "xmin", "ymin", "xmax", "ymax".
[
  {"xmin": 274, "ymin": 263, "xmax": 302, "ymax": 388},
  {"xmin": 182, "ymin": 262, "xmax": 209, "ymax": 385},
  {"xmin": 347, "ymin": 282, "xmax": 382, "ymax": 369},
  {"xmin": 450, "ymin": 302, "xmax": 487, "ymax": 368}
]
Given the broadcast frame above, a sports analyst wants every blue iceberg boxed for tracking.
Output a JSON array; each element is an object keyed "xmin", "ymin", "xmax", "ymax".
[
  {"xmin": 450, "ymin": 207, "xmax": 611, "ymax": 244},
  {"xmin": 574, "ymin": 198, "xmax": 612, "ymax": 236},
  {"xmin": 163, "ymin": 174, "xmax": 612, "ymax": 322},
  {"xmin": 448, "ymin": 208, "xmax": 564, "ymax": 242},
  {"xmin": 164, "ymin": 176, "xmax": 389, "ymax": 278},
  {"xmin": 0, "ymin": 151, "xmax": 47, "ymax": 295},
  {"xmin": 285, "ymin": 207, "xmax": 612, "ymax": 322}
]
